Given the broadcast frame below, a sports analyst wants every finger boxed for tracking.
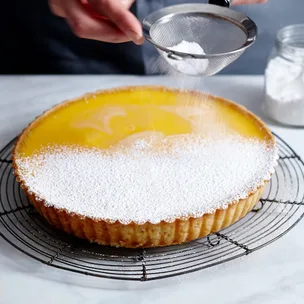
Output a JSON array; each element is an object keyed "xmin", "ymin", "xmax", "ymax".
[
  {"xmin": 88, "ymin": 0, "xmax": 144, "ymax": 45},
  {"xmin": 62, "ymin": 0, "xmax": 131, "ymax": 43},
  {"xmin": 82, "ymin": 0, "xmax": 134, "ymax": 9},
  {"xmin": 49, "ymin": 0, "xmax": 66, "ymax": 17},
  {"xmin": 119, "ymin": 0, "xmax": 135, "ymax": 9},
  {"xmin": 81, "ymin": 0, "xmax": 134, "ymax": 18},
  {"xmin": 233, "ymin": 0, "xmax": 267, "ymax": 5}
]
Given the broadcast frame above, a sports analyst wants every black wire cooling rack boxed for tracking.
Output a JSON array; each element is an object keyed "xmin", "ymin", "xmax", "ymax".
[{"xmin": 0, "ymin": 133, "xmax": 304, "ymax": 282}]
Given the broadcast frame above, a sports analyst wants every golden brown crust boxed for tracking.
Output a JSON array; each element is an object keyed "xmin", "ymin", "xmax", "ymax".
[
  {"xmin": 12, "ymin": 86, "xmax": 275, "ymax": 248},
  {"xmin": 26, "ymin": 186, "xmax": 265, "ymax": 248}
]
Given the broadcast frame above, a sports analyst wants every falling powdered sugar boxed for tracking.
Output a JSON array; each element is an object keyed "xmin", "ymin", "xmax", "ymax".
[{"xmin": 16, "ymin": 135, "xmax": 278, "ymax": 225}]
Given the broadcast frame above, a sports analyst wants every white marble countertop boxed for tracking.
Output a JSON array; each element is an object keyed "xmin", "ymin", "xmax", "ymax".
[{"xmin": 0, "ymin": 75, "xmax": 304, "ymax": 304}]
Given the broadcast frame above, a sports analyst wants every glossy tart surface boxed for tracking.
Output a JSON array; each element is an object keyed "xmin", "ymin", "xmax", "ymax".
[
  {"xmin": 16, "ymin": 86, "xmax": 270, "ymax": 156},
  {"xmin": 13, "ymin": 86, "xmax": 277, "ymax": 248}
]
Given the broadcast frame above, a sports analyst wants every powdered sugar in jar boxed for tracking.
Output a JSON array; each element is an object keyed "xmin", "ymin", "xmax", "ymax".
[{"xmin": 264, "ymin": 24, "xmax": 304, "ymax": 126}]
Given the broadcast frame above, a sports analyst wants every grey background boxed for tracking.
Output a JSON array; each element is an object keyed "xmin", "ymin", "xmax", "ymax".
[{"xmin": 221, "ymin": 0, "xmax": 304, "ymax": 74}]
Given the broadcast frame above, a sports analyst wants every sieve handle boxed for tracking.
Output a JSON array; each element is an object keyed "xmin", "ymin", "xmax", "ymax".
[
  {"xmin": 208, "ymin": 0, "xmax": 231, "ymax": 7},
  {"xmin": 167, "ymin": 52, "xmax": 183, "ymax": 61}
]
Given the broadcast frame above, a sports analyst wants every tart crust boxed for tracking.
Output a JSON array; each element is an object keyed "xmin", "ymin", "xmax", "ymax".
[
  {"xmin": 25, "ymin": 186, "xmax": 265, "ymax": 248},
  {"xmin": 12, "ymin": 86, "xmax": 275, "ymax": 248}
]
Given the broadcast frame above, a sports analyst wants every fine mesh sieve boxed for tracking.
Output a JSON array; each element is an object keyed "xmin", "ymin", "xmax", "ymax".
[{"xmin": 142, "ymin": 3, "xmax": 257, "ymax": 76}]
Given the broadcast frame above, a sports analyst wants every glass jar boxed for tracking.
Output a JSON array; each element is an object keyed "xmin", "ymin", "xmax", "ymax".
[{"xmin": 264, "ymin": 24, "xmax": 304, "ymax": 126}]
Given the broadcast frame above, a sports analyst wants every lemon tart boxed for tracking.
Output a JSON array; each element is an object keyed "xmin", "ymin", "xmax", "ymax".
[{"xmin": 13, "ymin": 86, "xmax": 278, "ymax": 248}]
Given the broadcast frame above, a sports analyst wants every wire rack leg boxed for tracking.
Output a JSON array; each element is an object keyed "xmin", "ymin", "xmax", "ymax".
[{"xmin": 137, "ymin": 249, "xmax": 147, "ymax": 281}]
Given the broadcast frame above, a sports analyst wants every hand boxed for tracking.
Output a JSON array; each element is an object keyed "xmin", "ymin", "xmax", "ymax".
[
  {"xmin": 49, "ymin": 0, "xmax": 144, "ymax": 44},
  {"xmin": 233, "ymin": 0, "xmax": 268, "ymax": 4}
]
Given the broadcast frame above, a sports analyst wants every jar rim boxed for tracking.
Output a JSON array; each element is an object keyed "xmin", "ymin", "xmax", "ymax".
[{"xmin": 276, "ymin": 24, "xmax": 304, "ymax": 55}]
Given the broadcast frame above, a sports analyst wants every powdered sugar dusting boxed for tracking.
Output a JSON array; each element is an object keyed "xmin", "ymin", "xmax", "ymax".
[
  {"xmin": 165, "ymin": 41, "xmax": 208, "ymax": 76},
  {"xmin": 15, "ymin": 135, "xmax": 278, "ymax": 224}
]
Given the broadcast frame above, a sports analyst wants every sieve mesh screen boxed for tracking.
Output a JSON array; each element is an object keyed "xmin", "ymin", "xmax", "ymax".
[
  {"xmin": 143, "ymin": 4, "xmax": 257, "ymax": 76},
  {"xmin": 150, "ymin": 14, "xmax": 247, "ymax": 54}
]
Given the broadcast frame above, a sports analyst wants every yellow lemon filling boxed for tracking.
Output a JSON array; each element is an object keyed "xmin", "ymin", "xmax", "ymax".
[{"xmin": 18, "ymin": 87, "xmax": 268, "ymax": 156}]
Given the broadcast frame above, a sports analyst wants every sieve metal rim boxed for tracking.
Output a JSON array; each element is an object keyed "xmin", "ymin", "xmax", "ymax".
[{"xmin": 142, "ymin": 3, "xmax": 257, "ymax": 59}]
